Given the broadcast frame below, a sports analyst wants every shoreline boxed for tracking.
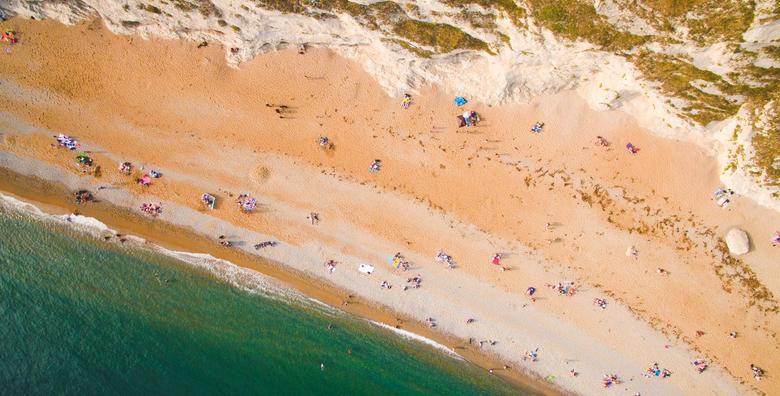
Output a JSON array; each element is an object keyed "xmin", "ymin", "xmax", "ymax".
[
  {"xmin": 0, "ymin": 165, "xmax": 557, "ymax": 395},
  {"xmin": 0, "ymin": 18, "xmax": 776, "ymax": 395}
]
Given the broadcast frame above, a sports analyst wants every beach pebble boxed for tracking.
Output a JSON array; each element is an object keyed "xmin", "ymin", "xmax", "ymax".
[{"xmin": 725, "ymin": 228, "xmax": 750, "ymax": 256}]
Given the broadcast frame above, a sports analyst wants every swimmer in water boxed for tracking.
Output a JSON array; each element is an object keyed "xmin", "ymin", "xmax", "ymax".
[{"xmin": 320, "ymin": 363, "xmax": 324, "ymax": 371}]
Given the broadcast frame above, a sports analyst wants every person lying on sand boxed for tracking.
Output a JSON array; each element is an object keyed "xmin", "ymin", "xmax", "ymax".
[
  {"xmin": 751, "ymin": 364, "xmax": 764, "ymax": 380},
  {"xmin": 254, "ymin": 241, "xmax": 277, "ymax": 250},
  {"xmin": 401, "ymin": 94, "xmax": 412, "ymax": 109},
  {"xmin": 692, "ymin": 359, "xmax": 708, "ymax": 373}
]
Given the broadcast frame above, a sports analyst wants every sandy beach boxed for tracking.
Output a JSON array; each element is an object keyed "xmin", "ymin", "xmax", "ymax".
[{"xmin": 1, "ymin": 18, "xmax": 779, "ymax": 395}]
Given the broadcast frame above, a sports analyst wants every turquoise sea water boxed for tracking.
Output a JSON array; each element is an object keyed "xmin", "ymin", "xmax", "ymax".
[{"xmin": 0, "ymin": 208, "xmax": 536, "ymax": 395}]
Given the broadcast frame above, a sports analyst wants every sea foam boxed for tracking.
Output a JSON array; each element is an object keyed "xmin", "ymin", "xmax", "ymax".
[{"xmin": 370, "ymin": 320, "xmax": 463, "ymax": 359}]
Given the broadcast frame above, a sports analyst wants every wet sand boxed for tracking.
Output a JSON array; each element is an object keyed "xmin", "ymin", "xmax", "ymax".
[{"xmin": 0, "ymin": 166, "xmax": 556, "ymax": 395}]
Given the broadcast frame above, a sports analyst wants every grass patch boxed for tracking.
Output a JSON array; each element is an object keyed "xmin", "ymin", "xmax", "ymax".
[
  {"xmin": 393, "ymin": 19, "xmax": 491, "ymax": 54},
  {"xmin": 621, "ymin": 0, "xmax": 754, "ymax": 45},
  {"xmin": 392, "ymin": 39, "xmax": 434, "ymax": 58},
  {"xmin": 685, "ymin": 1, "xmax": 754, "ymax": 45},
  {"xmin": 762, "ymin": 46, "xmax": 780, "ymax": 62},
  {"xmin": 217, "ymin": 19, "xmax": 227, "ymax": 27},
  {"xmin": 231, "ymin": 25, "xmax": 241, "ymax": 32},
  {"xmin": 171, "ymin": 0, "xmax": 196, "ymax": 12},
  {"xmin": 441, "ymin": 0, "xmax": 526, "ymax": 29},
  {"xmin": 528, "ymin": 0, "xmax": 648, "ymax": 51},
  {"xmin": 139, "ymin": 4, "xmax": 163, "ymax": 14},
  {"xmin": 196, "ymin": 0, "xmax": 222, "ymax": 18},
  {"xmin": 631, "ymin": 52, "xmax": 741, "ymax": 124},
  {"xmin": 121, "ymin": 20, "xmax": 141, "ymax": 28},
  {"xmin": 455, "ymin": 10, "xmax": 498, "ymax": 31},
  {"xmin": 251, "ymin": 0, "xmax": 491, "ymax": 55},
  {"xmin": 751, "ymin": 93, "xmax": 780, "ymax": 187}
]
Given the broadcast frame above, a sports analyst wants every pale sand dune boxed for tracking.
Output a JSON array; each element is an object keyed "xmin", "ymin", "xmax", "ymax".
[{"xmin": 0, "ymin": 19, "xmax": 778, "ymax": 395}]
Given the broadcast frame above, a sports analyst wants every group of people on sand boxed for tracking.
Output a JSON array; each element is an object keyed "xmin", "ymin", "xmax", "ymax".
[
  {"xmin": 712, "ymin": 187, "xmax": 735, "ymax": 208},
  {"xmin": 751, "ymin": 364, "xmax": 765, "ymax": 380},
  {"xmin": 401, "ymin": 94, "xmax": 412, "ymax": 109},
  {"xmin": 593, "ymin": 297, "xmax": 608, "ymax": 310},
  {"xmin": 119, "ymin": 162, "xmax": 133, "ymax": 175},
  {"xmin": 136, "ymin": 169, "xmax": 161, "ymax": 187},
  {"xmin": 646, "ymin": 362, "xmax": 672, "ymax": 378},
  {"xmin": 201, "ymin": 193, "xmax": 216, "ymax": 209},
  {"xmin": 435, "ymin": 249, "xmax": 456, "ymax": 269},
  {"xmin": 391, "ymin": 252, "xmax": 409, "ymax": 271},
  {"xmin": 523, "ymin": 348, "xmax": 539, "ymax": 362},
  {"xmin": 324, "ymin": 259, "xmax": 337, "ymax": 273},
  {"xmin": 1, "ymin": 29, "xmax": 18, "ymax": 44},
  {"xmin": 547, "ymin": 281, "xmax": 577, "ymax": 296},
  {"xmin": 75, "ymin": 152, "xmax": 94, "ymax": 167},
  {"xmin": 74, "ymin": 190, "xmax": 94, "ymax": 205},
  {"xmin": 236, "ymin": 194, "xmax": 257, "ymax": 213},
  {"xmin": 403, "ymin": 274, "xmax": 422, "ymax": 291},
  {"xmin": 140, "ymin": 202, "xmax": 162, "ymax": 216},
  {"xmin": 490, "ymin": 253, "xmax": 510, "ymax": 272},
  {"xmin": 594, "ymin": 136, "xmax": 610, "ymax": 147},
  {"xmin": 317, "ymin": 136, "xmax": 333, "ymax": 150},
  {"xmin": 602, "ymin": 374, "xmax": 620, "ymax": 387},
  {"xmin": 458, "ymin": 110, "xmax": 480, "ymax": 128},
  {"xmin": 625, "ymin": 142, "xmax": 639, "ymax": 154},
  {"xmin": 54, "ymin": 134, "xmax": 80, "ymax": 150},
  {"xmin": 369, "ymin": 159, "xmax": 382, "ymax": 173},
  {"xmin": 692, "ymin": 359, "xmax": 708, "ymax": 373}
]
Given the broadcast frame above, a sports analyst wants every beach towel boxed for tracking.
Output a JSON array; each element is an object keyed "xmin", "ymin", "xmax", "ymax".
[
  {"xmin": 358, "ymin": 264, "xmax": 374, "ymax": 274},
  {"xmin": 454, "ymin": 96, "xmax": 467, "ymax": 106}
]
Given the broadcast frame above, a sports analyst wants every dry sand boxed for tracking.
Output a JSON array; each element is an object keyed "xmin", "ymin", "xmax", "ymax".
[{"xmin": 0, "ymin": 18, "xmax": 778, "ymax": 395}]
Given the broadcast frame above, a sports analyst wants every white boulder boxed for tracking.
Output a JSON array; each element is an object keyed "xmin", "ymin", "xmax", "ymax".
[{"xmin": 725, "ymin": 228, "xmax": 750, "ymax": 256}]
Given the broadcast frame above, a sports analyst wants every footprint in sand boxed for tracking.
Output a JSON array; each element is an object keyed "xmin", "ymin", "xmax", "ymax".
[{"xmin": 250, "ymin": 165, "xmax": 271, "ymax": 184}]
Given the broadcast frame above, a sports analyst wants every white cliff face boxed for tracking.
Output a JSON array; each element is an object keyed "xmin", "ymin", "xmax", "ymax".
[{"xmin": 2, "ymin": 0, "xmax": 779, "ymax": 211}]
